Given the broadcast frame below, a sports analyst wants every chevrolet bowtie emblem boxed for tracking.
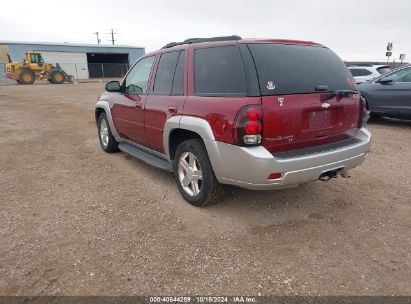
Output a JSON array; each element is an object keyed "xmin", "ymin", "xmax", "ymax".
[{"xmin": 322, "ymin": 102, "xmax": 331, "ymax": 109}]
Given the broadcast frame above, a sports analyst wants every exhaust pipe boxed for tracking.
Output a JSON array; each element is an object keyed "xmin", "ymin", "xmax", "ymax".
[{"xmin": 319, "ymin": 168, "xmax": 343, "ymax": 182}]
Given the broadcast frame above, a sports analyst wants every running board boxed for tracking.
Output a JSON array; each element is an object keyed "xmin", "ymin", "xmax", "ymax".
[{"xmin": 118, "ymin": 142, "xmax": 173, "ymax": 172}]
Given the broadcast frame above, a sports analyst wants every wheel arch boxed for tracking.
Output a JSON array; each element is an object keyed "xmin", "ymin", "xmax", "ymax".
[
  {"xmin": 95, "ymin": 107, "xmax": 105, "ymax": 124},
  {"xmin": 168, "ymin": 129, "xmax": 203, "ymax": 161},
  {"xmin": 360, "ymin": 91, "xmax": 373, "ymax": 111},
  {"xmin": 164, "ymin": 116, "xmax": 216, "ymax": 162}
]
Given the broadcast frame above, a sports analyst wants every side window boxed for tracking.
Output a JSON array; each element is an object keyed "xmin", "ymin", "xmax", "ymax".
[
  {"xmin": 153, "ymin": 51, "xmax": 179, "ymax": 94},
  {"xmin": 123, "ymin": 56, "xmax": 155, "ymax": 94},
  {"xmin": 350, "ymin": 69, "xmax": 372, "ymax": 77},
  {"xmin": 171, "ymin": 51, "xmax": 185, "ymax": 95},
  {"xmin": 194, "ymin": 45, "xmax": 246, "ymax": 96},
  {"xmin": 388, "ymin": 68, "xmax": 411, "ymax": 83},
  {"xmin": 31, "ymin": 54, "xmax": 38, "ymax": 63},
  {"xmin": 360, "ymin": 69, "xmax": 372, "ymax": 76}
]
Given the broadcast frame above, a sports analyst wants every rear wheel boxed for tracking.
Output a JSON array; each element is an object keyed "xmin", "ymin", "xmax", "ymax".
[
  {"xmin": 18, "ymin": 69, "xmax": 35, "ymax": 85},
  {"xmin": 173, "ymin": 139, "xmax": 223, "ymax": 207},
  {"xmin": 49, "ymin": 70, "xmax": 65, "ymax": 84},
  {"xmin": 97, "ymin": 113, "xmax": 118, "ymax": 153},
  {"xmin": 364, "ymin": 98, "xmax": 379, "ymax": 119}
]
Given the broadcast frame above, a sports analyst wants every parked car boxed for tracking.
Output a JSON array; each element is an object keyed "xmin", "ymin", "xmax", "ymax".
[
  {"xmin": 359, "ymin": 64, "xmax": 411, "ymax": 119},
  {"xmin": 95, "ymin": 36, "xmax": 371, "ymax": 206},
  {"xmin": 348, "ymin": 65, "xmax": 391, "ymax": 84}
]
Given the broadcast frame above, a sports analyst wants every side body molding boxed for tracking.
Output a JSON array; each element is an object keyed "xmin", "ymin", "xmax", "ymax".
[{"xmin": 95, "ymin": 100, "xmax": 120, "ymax": 140}]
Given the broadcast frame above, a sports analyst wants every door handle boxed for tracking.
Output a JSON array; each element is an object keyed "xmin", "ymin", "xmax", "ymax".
[
  {"xmin": 168, "ymin": 106, "xmax": 178, "ymax": 114},
  {"xmin": 135, "ymin": 102, "xmax": 143, "ymax": 109}
]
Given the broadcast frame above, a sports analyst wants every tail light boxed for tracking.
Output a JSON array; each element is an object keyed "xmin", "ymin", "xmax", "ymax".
[
  {"xmin": 358, "ymin": 96, "xmax": 368, "ymax": 128},
  {"xmin": 232, "ymin": 105, "xmax": 263, "ymax": 146}
]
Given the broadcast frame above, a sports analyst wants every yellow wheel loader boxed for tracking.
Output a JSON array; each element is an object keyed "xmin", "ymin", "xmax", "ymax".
[{"xmin": 5, "ymin": 51, "xmax": 75, "ymax": 85}]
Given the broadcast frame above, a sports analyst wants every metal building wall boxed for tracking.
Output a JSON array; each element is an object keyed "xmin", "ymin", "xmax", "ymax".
[
  {"xmin": 0, "ymin": 42, "xmax": 145, "ymax": 82},
  {"xmin": 5, "ymin": 43, "xmax": 144, "ymax": 63}
]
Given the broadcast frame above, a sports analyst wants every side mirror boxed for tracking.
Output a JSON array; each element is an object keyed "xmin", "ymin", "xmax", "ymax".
[
  {"xmin": 376, "ymin": 78, "xmax": 393, "ymax": 85},
  {"xmin": 105, "ymin": 81, "xmax": 121, "ymax": 92}
]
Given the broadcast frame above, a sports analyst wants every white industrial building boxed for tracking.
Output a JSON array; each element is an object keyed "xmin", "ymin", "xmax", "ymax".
[{"xmin": 0, "ymin": 41, "xmax": 145, "ymax": 83}]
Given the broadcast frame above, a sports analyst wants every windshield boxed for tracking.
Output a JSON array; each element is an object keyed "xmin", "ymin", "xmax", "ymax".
[{"xmin": 247, "ymin": 43, "xmax": 356, "ymax": 95}]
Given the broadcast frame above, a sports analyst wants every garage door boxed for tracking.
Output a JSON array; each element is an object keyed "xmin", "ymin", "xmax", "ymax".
[{"xmin": 40, "ymin": 51, "xmax": 89, "ymax": 80}]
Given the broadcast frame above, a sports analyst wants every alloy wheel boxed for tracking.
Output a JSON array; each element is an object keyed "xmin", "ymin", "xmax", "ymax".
[
  {"xmin": 178, "ymin": 152, "xmax": 203, "ymax": 196},
  {"xmin": 99, "ymin": 119, "xmax": 109, "ymax": 148}
]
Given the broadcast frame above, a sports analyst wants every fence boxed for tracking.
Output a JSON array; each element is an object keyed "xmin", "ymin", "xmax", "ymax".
[
  {"xmin": 87, "ymin": 63, "xmax": 129, "ymax": 79},
  {"xmin": 65, "ymin": 63, "xmax": 130, "ymax": 80}
]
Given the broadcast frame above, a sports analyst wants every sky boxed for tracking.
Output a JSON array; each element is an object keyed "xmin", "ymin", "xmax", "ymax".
[{"xmin": 1, "ymin": 0, "xmax": 410, "ymax": 62}]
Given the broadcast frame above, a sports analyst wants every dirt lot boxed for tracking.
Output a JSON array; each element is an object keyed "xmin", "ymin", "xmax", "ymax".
[{"xmin": 0, "ymin": 83, "xmax": 410, "ymax": 296}]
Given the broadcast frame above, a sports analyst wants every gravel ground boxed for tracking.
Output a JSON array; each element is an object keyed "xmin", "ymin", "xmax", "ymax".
[{"xmin": 0, "ymin": 83, "xmax": 410, "ymax": 296}]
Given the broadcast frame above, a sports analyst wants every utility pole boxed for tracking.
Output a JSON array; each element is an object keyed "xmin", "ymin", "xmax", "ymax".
[
  {"xmin": 108, "ymin": 29, "xmax": 118, "ymax": 45},
  {"xmin": 93, "ymin": 32, "xmax": 101, "ymax": 44}
]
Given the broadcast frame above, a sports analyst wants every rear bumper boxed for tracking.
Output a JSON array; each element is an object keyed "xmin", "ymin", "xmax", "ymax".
[{"xmin": 206, "ymin": 128, "xmax": 371, "ymax": 190}]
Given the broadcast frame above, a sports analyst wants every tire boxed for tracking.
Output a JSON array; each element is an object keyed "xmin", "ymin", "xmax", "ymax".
[
  {"xmin": 49, "ymin": 70, "xmax": 65, "ymax": 84},
  {"xmin": 18, "ymin": 69, "xmax": 35, "ymax": 85},
  {"xmin": 173, "ymin": 139, "xmax": 223, "ymax": 207},
  {"xmin": 97, "ymin": 112, "xmax": 119, "ymax": 153},
  {"xmin": 366, "ymin": 101, "xmax": 380, "ymax": 120}
]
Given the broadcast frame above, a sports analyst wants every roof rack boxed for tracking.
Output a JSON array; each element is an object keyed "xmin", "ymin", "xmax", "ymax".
[
  {"xmin": 346, "ymin": 62, "xmax": 390, "ymax": 67},
  {"xmin": 161, "ymin": 35, "xmax": 242, "ymax": 49}
]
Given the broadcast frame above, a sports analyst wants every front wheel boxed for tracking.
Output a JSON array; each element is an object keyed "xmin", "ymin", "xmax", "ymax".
[
  {"xmin": 173, "ymin": 139, "xmax": 223, "ymax": 207},
  {"xmin": 49, "ymin": 70, "xmax": 65, "ymax": 84},
  {"xmin": 97, "ymin": 112, "xmax": 118, "ymax": 153}
]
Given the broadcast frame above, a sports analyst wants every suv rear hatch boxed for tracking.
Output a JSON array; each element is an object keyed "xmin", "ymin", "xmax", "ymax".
[{"xmin": 247, "ymin": 43, "xmax": 360, "ymax": 153}]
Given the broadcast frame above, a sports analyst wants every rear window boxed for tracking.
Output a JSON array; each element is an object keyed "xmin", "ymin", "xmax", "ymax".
[
  {"xmin": 247, "ymin": 44, "xmax": 356, "ymax": 95},
  {"xmin": 349, "ymin": 68, "xmax": 372, "ymax": 77},
  {"xmin": 376, "ymin": 66, "xmax": 391, "ymax": 75},
  {"xmin": 194, "ymin": 45, "xmax": 246, "ymax": 96}
]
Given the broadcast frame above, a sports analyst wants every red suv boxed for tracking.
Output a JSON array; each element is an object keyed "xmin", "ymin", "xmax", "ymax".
[{"xmin": 95, "ymin": 36, "xmax": 371, "ymax": 207}]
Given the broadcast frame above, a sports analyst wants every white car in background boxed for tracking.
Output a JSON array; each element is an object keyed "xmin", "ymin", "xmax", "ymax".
[{"xmin": 348, "ymin": 65, "xmax": 391, "ymax": 84}]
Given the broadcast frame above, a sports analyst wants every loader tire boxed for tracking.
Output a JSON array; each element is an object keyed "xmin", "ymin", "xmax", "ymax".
[
  {"xmin": 49, "ymin": 70, "xmax": 65, "ymax": 84},
  {"xmin": 18, "ymin": 69, "xmax": 35, "ymax": 85}
]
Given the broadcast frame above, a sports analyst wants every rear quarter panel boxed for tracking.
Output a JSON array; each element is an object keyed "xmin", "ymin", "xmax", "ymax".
[{"xmin": 182, "ymin": 96, "xmax": 262, "ymax": 143}]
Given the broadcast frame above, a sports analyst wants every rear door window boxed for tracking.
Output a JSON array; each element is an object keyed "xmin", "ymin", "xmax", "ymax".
[
  {"xmin": 171, "ymin": 51, "xmax": 185, "ymax": 95},
  {"xmin": 153, "ymin": 51, "xmax": 180, "ymax": 94},
  {"xmin": 194, "ymin": 45, "xmax": 246, "ymax": 96},
  {"xmin": 248, "ymin": 44, "xmax": 355, "ymax": 95}
]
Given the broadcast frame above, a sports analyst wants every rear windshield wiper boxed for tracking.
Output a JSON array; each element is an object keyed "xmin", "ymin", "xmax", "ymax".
[{"xmin": 315, "ymin": 86, "xmax": 359, "ymax": 101}]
